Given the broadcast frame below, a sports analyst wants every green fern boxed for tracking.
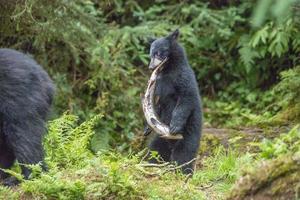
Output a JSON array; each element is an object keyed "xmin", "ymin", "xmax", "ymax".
[{"xmin": 45, "ymin": 113, "xmax": 102, "ymax": 168}]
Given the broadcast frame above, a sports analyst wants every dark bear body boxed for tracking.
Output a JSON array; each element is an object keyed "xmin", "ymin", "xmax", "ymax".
[
  {"xmin": 146, "ymin": 30, "xmax": 202, "ymax": 174},
  {"xmin": 0, "ymin": 48, "xmax": 54, "ymax": 186}
]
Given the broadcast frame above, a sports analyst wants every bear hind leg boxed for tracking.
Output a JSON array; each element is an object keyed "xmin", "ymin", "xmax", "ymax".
[
  {"xmin": 0, "ymin": 142, "xmax": 15, "ymax": 180},
  {"xmin": 3, "ymin": 120, "xmax": 45, "ymax": 186},
  {"xmin": 171, "ymin": 135, "xmax": 199, "ymax": 175},
  {"xmin": 149, "ymin": 135, "xmax": 172, "ymax": 163}
]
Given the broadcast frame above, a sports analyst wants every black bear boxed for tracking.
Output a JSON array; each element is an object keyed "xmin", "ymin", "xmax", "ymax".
[
  {"xmin": 0, "ymin": 48, "xmax": 54, "ymax": 186},
  {"xmin": 145, "ymin": 29, "xmax": 202, "ymax": 174}
]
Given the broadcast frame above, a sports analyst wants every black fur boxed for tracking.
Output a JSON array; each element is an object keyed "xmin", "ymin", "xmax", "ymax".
[
  {"xmin": 146, "ymin": 30, "xmax": 202, "ymax": 174},
  {"xmin": 0, "ymin": 49, "xmax": 54, "ymax": 186}
]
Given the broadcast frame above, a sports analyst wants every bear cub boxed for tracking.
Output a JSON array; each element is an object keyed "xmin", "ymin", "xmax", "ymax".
[{"xmin": 145, "ymin": 29, "xmax": 202, "ymax": 174}]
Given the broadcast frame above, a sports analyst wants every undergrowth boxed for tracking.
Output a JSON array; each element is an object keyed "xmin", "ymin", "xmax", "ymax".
[
  {"xmin": 0, "ymin": 114, "xmax": 255, "ymax": 200},
  {"xmin": 1, "ymin": 0, "xmax": 299, "ymax": 149},
  {"xmin": 0, "ymin": 110, "xmax": 299, "ymax": 199}
]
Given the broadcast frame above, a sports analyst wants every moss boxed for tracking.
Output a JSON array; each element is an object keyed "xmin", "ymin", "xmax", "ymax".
[
  {"xmin": 227, "ymin": 153, "xmax": 300, "ymax": 200},
  {"xmin": 200, "ymin": 133, "xmax": 221, "ymax": 155},
  {"xmin": 269, "ymin": 171, "xmax": 300, "ymax": 195},
  {"xmin": 274, "ymin": 103, "xmax": 300, "ymax": 124}
]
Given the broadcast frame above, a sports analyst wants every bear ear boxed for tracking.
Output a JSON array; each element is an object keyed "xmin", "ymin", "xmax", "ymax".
[{"xmin": 168, "ymin": 29, "xmax": 180, "ymax": 41}]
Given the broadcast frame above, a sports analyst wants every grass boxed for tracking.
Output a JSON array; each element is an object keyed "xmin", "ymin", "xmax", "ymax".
[
  {"xmin": 0, "ymin": 110, "xmax": 298, "ymax": 199},
  {"xmin": 0, "ymin": 146, "xmax": 255, "ymax": 200}
]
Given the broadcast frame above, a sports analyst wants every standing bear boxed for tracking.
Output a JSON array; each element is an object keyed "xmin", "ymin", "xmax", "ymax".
[
  {"xmin": 0, "ymin": 48, "xmax": 54, "ymax": 186},
  {"xmin": 144, "ymin": 29, "xmax": 202, "ymax": 174}
]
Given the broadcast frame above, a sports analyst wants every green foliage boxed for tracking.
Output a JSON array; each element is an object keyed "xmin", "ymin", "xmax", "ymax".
[
  {"xmin": 22, "ymin": 177, "xmax": 86, "ymax": 200},
  {"xmin": 252, "ymin": 0, "xmax": 298, "ymax": 27},
  {"xmin": 192, "ymin": 147, "xmax": 253, "ymax": 187},
  {"xmin": 204, "ymin": 82, "xmax": 279, "ymax": 127},
  {"xmin": 257, "ymin": 66, "xmax": 300, "ymax": 123},
  {"xmin": 1, "ymin": 0, "xmax": 300, "ymax": 145},
  {"xmin": 45, "ymin": 113, "xmax": 102, "ymax": 168},
  {"xmin": 228, "ymin": 125, "xmax": 300, "ymax": 199},
  {"xmin": 0, "ymin": 0, "xmax": 149, "ymax": 150},
  {"xmin": 249, "ymin": 19, "xmax": 295, "ymax": 57},
  {"xmin": 258, "ymin": 125, "xmax": 300, "ymax": 159},
  {"xmin": 0, "ymin": 186, "xmax": 19, "ymax": 200},
  {"xmin": 0, "ymin": 112, "xmax": 255, "ymax": 199},
  {"xmin": 238, "ymin": 18, "xmax": 299, "ymax": 87},
  {"xmin": 274, "ymin": 66, "xmax": 300, "ymax": 108},
  {"xmin": 1, "ymin": 144, "xmax": 254, "ymax": 200}
]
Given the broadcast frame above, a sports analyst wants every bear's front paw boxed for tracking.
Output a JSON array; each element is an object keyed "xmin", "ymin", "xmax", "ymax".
[{"xmin": 169, "ymin": 124, "xmax": 183, "ymax": 135}]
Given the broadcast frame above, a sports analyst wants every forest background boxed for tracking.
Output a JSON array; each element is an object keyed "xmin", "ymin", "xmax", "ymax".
[{"xmin": 0, "ymin": 0, "xmax": 300, "ymax": 199}]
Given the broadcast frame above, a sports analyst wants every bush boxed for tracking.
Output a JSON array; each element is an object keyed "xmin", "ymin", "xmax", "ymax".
[
  {"xmin": 1, "ymin": 0, "xmax": 299, "ymax": 148},
  {"xmin": 272, "ymin": 66, "xmax": 300, "ymax": 121}
]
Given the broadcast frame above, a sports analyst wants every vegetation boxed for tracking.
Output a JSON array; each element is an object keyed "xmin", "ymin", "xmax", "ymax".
[{"xmin": 0, "ymin": 0, "xmax": 300, "ymax": 199}]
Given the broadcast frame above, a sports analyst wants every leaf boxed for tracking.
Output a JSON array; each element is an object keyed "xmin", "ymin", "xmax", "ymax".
[
  {"xmin": 268, "ymin": 30, "xmax": 289, "ymax": 57},
  {"xmin": 239, "ymin": 45, "xmax": 259, "ymax": 73},
  {"xmin": 250, "ymin": 25, "xmax": 269, "ymax": 47}
]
